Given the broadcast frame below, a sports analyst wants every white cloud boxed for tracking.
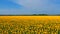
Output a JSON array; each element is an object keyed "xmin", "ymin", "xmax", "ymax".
[{"xmin": 10, "ymin": 0, "xmax": 49, "ymax": 9}]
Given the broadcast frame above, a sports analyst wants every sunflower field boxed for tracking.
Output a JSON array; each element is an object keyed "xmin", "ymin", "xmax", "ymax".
[{"xmin": 0, "ymin": 16, "xmax": 60, "ymax": 34}]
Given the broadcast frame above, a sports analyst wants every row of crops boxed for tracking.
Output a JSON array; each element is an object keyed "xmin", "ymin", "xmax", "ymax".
[{"xmin": 0, "ymin": 16, "xmax": 60, "ymax": 34}]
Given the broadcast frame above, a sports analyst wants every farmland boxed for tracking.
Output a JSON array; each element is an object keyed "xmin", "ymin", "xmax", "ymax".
[{"xmin": 0, "ymin": 16, "xmax": 60, "ymax": 34}]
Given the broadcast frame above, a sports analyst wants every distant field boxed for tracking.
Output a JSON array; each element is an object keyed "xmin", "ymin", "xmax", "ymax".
[{"xmin": 0, "ymin": 16, "xmax": 60, "ymax": 34}]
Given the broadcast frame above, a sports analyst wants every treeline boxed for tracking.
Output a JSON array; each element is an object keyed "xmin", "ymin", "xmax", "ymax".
[
  {"xmin": 0, "ymin": 14, "xmax": 60, "ymax": 16},
  {"xmin": 32, "ymin": 14, "xmax": 48, "ymax": 16}
]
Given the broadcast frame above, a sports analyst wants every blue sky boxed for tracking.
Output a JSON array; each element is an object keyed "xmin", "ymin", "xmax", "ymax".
[{"xmin": 0, "ymin": 0, "xmax": 60, "ymax": 14}]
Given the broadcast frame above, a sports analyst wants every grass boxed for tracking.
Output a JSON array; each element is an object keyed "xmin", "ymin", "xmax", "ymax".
[{"xmin": 0, "ymin": 16, "xmax": 60, "ymax": 34}]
